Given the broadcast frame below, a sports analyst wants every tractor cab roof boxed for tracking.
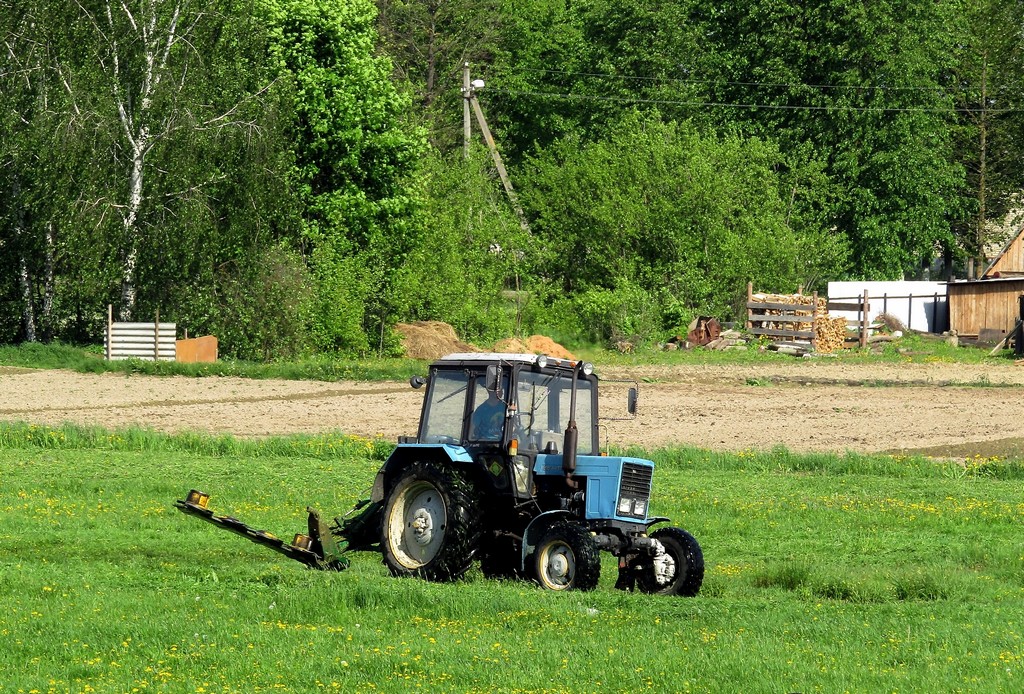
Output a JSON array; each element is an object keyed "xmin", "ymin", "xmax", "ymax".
[{"xmin": 431, "ymin": 352, "xmax": 583, "ymax": 372}]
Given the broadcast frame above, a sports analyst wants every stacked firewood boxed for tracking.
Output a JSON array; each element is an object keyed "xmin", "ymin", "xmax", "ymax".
[
  {"xmin": 750, "ymin": 292, "xmax": 848, "ymax": 354},
  {"xmin": 749, "ymin": 292, "xmax": 818, "ymax": 332},
  {"xmin": 814, "ymin": 315, "xmax": 849, "ymax": 353}
]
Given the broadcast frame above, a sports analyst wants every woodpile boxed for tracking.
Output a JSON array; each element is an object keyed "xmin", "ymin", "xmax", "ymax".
[
  {"xmin": 814, "ymin": 315, "xmax": 849, "ymax": 354},
  {"xmin": 748, "ymin": 292, "xmax": 819, "ymax": 333},
  {"xmin": 749, "ymin": 291, "xmax": 848, "ymax": 354}
]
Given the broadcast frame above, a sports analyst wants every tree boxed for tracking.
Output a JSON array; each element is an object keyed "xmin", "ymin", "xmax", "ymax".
[
  {"xmin": 520, "ymin": 113, "xmax": 834, "ymax": 342},
  {"xmin": 265, "ymin": 0, "xmax": 426, "ymax": 353},
  {"xmin": 0, "ymin": 0, "xmax": 96, "ymax": 341},
  {"xmin": 61, "ymin": 0, "xmax": 282, "ymax": 321},
  {"xmin": 707, "ymin": 0, "xmax": 964, "ymax": 279},
  {"xmin": 399, "ymin": 147, "xmax": 528, "ymax": 342},
  {"xmin": 952, "ymin": 0, "xmax": 1024, "ymax": 273},
  {"xmin": 375, "ymin": 0, "xmax": 502, "ymax": 150}
]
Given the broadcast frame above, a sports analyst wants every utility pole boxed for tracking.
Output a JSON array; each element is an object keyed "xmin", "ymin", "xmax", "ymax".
[
  {"xmin": 463, "ymin": 62, "xmax": 472, "ymax": 160},
  {"xmin": 461, "ymin": 62, "xmax": 531, "ymax": 234}
]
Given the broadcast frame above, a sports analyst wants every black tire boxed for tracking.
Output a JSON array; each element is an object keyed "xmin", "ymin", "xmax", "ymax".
[
  {"xmin": 532, "ymin": 521, "xmax": 601, "ymax": 591},
  {"xmin": 636, "ymin": 526, "xmax": 704, "ymax": 597},
  {"xmin": 381, "ymin": 461, "xmax": 482, "ymax": 582}
]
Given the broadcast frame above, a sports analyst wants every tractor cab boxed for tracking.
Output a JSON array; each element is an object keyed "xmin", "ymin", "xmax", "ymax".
[{"xmin": 409, "ymin": 353, "xmax": 599, "ymax": 499}]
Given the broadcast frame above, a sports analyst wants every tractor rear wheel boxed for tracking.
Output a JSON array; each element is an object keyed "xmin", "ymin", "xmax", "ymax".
[
  {"xmin": 532, "ymin": 522, "xmax": 600, "ymax": 591},
  {"xmin": 636, "ymin": 527, "xmax": 704, "ymax": 596},
  {"xmin": 381, "ymin": 461, "xmax": 481, "ymax": 582}
]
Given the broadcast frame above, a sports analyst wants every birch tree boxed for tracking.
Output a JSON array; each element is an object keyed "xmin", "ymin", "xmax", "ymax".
[
  {"xmin": 0, "ymin": 1, "xmax": 84, "ymax": 341},
  {"xmin": 73, "ymin": 0, "xmax": 273, "ymax": 320}
]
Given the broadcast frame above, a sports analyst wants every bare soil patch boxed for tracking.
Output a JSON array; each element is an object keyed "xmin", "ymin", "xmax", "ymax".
[{"xmin": 2, "ymin": 360, "xmax": 1022, "ymax": 458}]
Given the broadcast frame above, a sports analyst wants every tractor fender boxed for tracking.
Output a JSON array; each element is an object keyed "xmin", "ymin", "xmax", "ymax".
[
  {"xmin": 644, "ymin": 516, "xmax": 672, "ymax": 531},
  {"xmin": 520, "ymin": 510, "xmax": 573, "ymax": 573},
  {"xmin": 371, "ymin": 443, "xmax": 475, "ymax": 503}
]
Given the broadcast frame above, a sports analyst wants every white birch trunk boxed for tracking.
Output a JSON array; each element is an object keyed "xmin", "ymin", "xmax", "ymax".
[
  {"xmin": 104, "ymin": 0, "xmax": 180, "ymax": 320},
  {"xmin": 18, "ymin": 256, "xmax": 37, "ymax": 343},
  {"xmin": 42, "ymin": 221, "xmax": 56, "ymax": 341}
]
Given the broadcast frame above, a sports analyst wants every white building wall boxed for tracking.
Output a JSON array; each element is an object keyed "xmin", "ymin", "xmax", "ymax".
[{"xmin": 827, "ymin": 281, "xmax": 948, "ymax": 334}]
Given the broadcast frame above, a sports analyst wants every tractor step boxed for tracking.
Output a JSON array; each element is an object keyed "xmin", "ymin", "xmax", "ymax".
[{"xmin": 175, "ymin": 489, "xmax": 350, "ymax": 571}]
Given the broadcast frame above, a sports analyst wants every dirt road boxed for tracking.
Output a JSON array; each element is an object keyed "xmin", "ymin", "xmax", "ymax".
[{"xmin": 2, "ymin": 360, "xmax": 1022, "ymax": 458}]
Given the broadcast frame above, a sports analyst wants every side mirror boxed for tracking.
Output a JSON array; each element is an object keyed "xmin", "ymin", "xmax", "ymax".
[
  {"xmin": 485, "ymin": 365, "xmax": 503, "ymax": 399},
  {"xmin": 410, "ymin": 376, "xmax": 426, "ymax": 389},
  {"xmin": 627, "ymin": 387, "xmax": 638, "ymax": 415}
]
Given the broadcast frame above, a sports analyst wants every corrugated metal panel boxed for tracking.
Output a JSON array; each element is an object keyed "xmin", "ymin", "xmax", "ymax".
[{"xmin": 106, "ymin": 322, "xmax": 177, "ymax": 361}]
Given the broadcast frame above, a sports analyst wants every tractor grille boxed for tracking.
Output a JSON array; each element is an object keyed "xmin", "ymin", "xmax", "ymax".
[{"xmin": 617, "ymin": 463, "xmax": 653, "ymax": 519}]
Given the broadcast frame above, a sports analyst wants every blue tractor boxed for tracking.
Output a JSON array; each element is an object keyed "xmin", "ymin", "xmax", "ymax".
[{"xmin": 177, "ymin": 353, "xmax": 703, "ymax": 595}]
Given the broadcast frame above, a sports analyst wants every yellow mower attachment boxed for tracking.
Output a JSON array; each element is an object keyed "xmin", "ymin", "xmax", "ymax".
[{"xmin": 175, "ymin": 489, "xmax": 357, "ymax": 571}]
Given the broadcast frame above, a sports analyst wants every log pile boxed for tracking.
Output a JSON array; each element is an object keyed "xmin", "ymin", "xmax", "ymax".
[
  {"xmin": 749, "ymin": 292, "xmax": 848, "ymax": 354},
  {"xmin": 814, "ymin": 315, "xmax": 849, "ymax": 354},
  {"xmin": 749, "ymin": 292, "xmax": 819, "ymax": 332}
]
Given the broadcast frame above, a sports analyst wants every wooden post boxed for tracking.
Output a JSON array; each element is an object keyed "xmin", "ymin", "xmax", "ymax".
[
  {"xmin": 860, "ymin": 289, "xmax": 869, "ymax": 348},
  {"xmin": 746, "ymin": 282, "xmax": 753, "ymax": 331},
  {"xmin": 106, "ymin": 304, "xmax": 113, "ymax": 360},
  {"xmin": 154, "ymin": 309, "xmax": 160, "ymax": 361},
  {"xmin": 811, "ymin": 291, "xmax": 818, "ymax": 351}
]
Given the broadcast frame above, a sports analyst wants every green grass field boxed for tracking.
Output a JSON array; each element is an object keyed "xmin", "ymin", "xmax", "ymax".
[{"xmin": 2, "ymin": 424, "xmax": 1022, "ymax": 693}]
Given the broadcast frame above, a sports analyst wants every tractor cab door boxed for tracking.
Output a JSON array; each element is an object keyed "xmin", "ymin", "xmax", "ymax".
[{"xmin": 419, "ymin": 367, "xmax": 511, "ymax": 447}]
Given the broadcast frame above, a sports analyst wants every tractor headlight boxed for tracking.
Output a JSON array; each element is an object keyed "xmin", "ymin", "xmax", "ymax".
[
  {"xmin": 535, "ymin": 354, "xmax": 548, "ymax": 369},
  {"xmin": 633, "ymin": 499, "xmax": 647, "ymax": 516},
  {"xmin": 618, "ymin": 497, "xmax": 632, "ymax": 514},
  {"xmin": 581, "ymin": 361, "xmax": 594, "ymax": 376}
]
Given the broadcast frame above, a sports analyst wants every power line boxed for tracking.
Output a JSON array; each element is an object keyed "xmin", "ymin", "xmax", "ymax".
[
  {"xmin": 488, "ymin": 87, "xmax": 1018, "ymax": 114},
  {"xmin": 515, "ymin": 66, "xmax": 1005, "ymax": 95}
]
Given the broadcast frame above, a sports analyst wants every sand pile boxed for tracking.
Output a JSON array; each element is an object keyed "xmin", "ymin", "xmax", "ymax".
[{"xmin": 493, "ymin": 335, "xmax": 575, "ymax": 360}]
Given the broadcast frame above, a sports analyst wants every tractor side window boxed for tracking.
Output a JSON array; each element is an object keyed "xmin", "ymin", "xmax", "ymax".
[
  {"xmin": 558, "ymin": 381, "xmax": 594, "ymax": 451},
  {"xmin": 421, "ymin": 372, "xmax": 469, "ymax": 444},
  {"xmin": 470, "ymin": 377, "xmax": 508, "ymax": 441}
]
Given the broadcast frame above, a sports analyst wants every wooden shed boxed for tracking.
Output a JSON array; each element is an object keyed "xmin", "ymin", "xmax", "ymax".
[
  {"xmin": 947, "ymin": 277, "xmax": 1024, "ymax": 338},
  {"xmin": 982, "ymin": 224, "xmax": 1024, "ymax": 278}
]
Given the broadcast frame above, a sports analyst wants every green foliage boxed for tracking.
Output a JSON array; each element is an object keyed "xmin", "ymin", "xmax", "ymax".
[
  {"xmin": 398, "ymin": 149, "xmax": 528, "ymax": 343},
  {"xmin": 266, "ymin": 0, "xmax": 427, "ymax": 354},
  {"xmin": 521, "ymin": 113, "xmax": 828, "ymax": 344},
  {"xmin": 706, "ymin": 0, "xmax": 965, "ymax": 278},
  {"xmin": 5, "ymin": 0, "xmax": 1024, "ymax": 360},
  {"xmin": 208, "ymin": 247, "xmax": 315, "ymax": 361}
]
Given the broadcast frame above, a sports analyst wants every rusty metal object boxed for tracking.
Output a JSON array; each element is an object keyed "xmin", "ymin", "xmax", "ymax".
[{"xmin": 686, "ymin": 317, "xmax": 721, "ymax": 346}]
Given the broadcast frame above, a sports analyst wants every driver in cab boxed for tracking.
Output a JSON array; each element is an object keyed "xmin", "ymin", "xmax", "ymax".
[{"xmin": 471, "ymin": 388, "xmax": 506, "ymax": 441}]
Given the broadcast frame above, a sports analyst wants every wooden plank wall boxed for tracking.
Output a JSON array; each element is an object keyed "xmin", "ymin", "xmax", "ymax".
[
  {"xmin": 948, "ymin": 280, "xmax": 1024, "ymax": 337},
  {"xmin": 985, "ymin": 229, "xmax": 1024, "ymax": 277}
]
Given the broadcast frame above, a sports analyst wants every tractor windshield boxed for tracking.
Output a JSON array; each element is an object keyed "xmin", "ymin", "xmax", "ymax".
[
  {"xmin": 514, "ymin": 370, "xmax": 596, "ymax": 455},
  {"xmin": 420, "ymin": 371, "xmax": 469, "ymax": 443}
]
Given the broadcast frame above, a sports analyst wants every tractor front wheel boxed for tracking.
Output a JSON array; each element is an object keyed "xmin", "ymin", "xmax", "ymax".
[
  {"xmin": 381, "ymin": 461, "xmax": 481, "ymax": 582},
  {"xmin": 532, "ymin": 522, "xmax": 600, "ymax": 591},
  {"xmin": 636, "ymin": 526, "xmax": 704, "ymax": 596}
]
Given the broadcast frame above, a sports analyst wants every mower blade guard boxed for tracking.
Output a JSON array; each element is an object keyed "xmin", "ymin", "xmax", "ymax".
[{"xmin": 175, "ymin": 489, "xmax": 349, "ymax": 571}]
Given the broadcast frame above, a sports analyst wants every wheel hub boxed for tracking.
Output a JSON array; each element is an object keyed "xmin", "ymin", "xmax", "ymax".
[
  {"xmin": 652, "ymin": 541, "xmax": 676, "ymax": 585},
  {"xmin": 542, "ymin": 545, "xmax": 575, "ymax": 587},
  {"xmin": 409, "ymin": 508, "xmax": 434, "ymax": 545}
]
